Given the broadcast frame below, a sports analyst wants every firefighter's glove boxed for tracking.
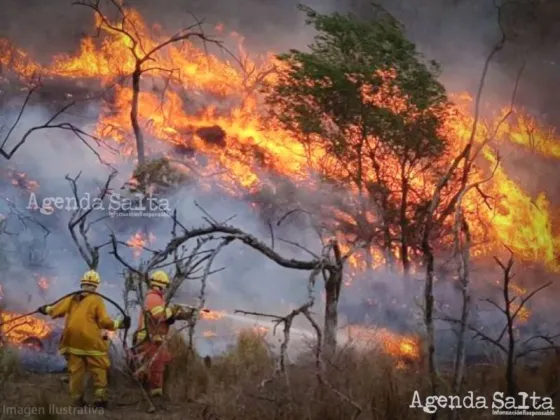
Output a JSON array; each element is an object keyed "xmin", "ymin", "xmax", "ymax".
[
  {"xmin": 37, "ymin": 305, "xmax": 50, "ymax": 315},
  {"xmin": 166, "ymin": 315, "xmax": 176, "ymax": 326},
  {"xmin": 118, "ymin": 316, "xmax": 131, "ymax": 329}
]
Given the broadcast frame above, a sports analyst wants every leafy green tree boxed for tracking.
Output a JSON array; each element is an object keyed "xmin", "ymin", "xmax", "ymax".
[{"xmin": 264, "ymin": 5, "xmax": 453, "ymax": 275}]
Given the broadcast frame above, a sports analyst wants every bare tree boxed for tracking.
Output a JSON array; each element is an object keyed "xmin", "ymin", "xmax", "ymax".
[
  {"xmin": 444, "ymin": 251, "xmax": 556, "ymax": 399},
  {"xmin": 66, "ymin": 170, "xmax": 117, "ymax": 270},
  {"xmin": 74, "ymin": 0, "xmax": 225, "ymax": 165},
  {"xmin": 419, "ymin": 2, "xmax": 513, "ymax": 406},
  {"xmin": 235, "ymin": 243, "xmax": 362, "ymax": 420},
  {"xmin": 449, "ymin": 61, "xmax": 524, "ymax": 406},
  {"xmin": 173, "ymin": 222, "xmax": 347, "ymax": 353},
  {"xmin": 0, "ymin": 82, "xmax": 111, "ymax": 162}
]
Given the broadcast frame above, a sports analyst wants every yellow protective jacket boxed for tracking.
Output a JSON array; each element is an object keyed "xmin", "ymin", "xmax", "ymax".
[{"xmin": 46, "ymin": 292, "xmax": 120, "ymax": 357}]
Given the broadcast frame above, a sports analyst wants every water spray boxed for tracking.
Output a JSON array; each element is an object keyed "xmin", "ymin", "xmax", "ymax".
[{"xmin": 175, "ymin": 303, "xmax": 318, "ymax": 341}]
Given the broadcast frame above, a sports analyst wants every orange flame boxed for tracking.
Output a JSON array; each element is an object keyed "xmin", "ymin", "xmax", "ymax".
[
  {"xmin": 127, "ymin": 231, "xmax": 156, "ymax": 258},
  {"xmin": 8, "ymin": 170, "xmax": 40, "ymax": 192},
  {"xmin": 252, "ymin": 326, "xmax": 269, "ymax": 336},
  {"xmin": 345, "ymin": 325, "xmax": 421, "ymax": 364},
  {"xmin": 0, "ymin": 311, "xmax": 53, "ymax": 346}
]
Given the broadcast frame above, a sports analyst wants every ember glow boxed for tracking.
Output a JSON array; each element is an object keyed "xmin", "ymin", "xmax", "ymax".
[
  {"xmin": 37, "ymin": 277, "xmax": 49, "ymax": 290},
  {"xmin": 127, "ymin": 231, "xmax": 156, "ymax": 258},
  {"xmin": 252, "ymin": 326, "xmax": 269, "ymax": 336},
  {"xmin": 1, "ymin": 167, "xmax": 40, "ymax": 192},
  {"xmin": 344, "ymin": 325, "xmax": 421, "ymax": 364}
]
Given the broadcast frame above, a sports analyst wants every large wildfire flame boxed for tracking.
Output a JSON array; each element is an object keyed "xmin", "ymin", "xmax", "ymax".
[
  {"xmin": 0, "ymin": 7, "xmax": 559, "ymax": 362},
  {"xmin": 1, "ymin": 8, "xmax": 558, "ymax": 275}
]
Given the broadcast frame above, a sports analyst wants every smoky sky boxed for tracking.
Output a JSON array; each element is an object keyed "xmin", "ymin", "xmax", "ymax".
[{"xmin": 1, "ymin": 0, "xmax": 558, "ymax": 115}]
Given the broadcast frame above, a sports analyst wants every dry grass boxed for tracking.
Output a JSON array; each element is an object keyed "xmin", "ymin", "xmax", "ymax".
[
  {"xmin": 2, "ymin": 329, "xmax": 560, "ymax": 419},
  {"xmin": 0, "ymin": 345, "xmax": 20, "ymax": 379}
]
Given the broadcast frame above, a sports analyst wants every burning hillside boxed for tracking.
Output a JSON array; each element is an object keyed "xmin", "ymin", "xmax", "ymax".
[{"xmin": 1, "ymin": 5, "xmax": 558, "ymax": 282}]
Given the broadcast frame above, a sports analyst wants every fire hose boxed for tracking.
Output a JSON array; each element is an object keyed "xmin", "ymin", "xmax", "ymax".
[
  {"xmin": 0, "ymin": 294, "xmax": 213, "ymax": 350},
  {"xmin": 0, "ymin": 290, "xmax": 130, "ymax": 349},
  {"xmin": 0, "ymin": 292, "xmax": 216, "ymax": 409}
]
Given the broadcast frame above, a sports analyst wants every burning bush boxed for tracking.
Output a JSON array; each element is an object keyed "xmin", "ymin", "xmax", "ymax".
[
  {"xmin": 129, "ymin": 157, "xmax": 189, "ymax": 196},
  {"xmin": 0, "ymin": 311, "xmax": 53, "ymax": 346}
]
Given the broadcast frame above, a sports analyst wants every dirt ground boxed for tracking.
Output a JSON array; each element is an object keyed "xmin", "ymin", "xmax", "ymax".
[{"xmin": 1, "ymin": 371, "xmax": 204, "ymax": 419}]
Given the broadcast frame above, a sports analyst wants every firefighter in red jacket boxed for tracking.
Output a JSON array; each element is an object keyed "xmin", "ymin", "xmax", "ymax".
[{"xmin": 132, "ymin": 270, "xmax": 193, "ymax": 402}]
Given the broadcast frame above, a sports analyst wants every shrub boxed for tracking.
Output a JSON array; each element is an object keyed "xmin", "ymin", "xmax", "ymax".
[{"xmin": 129, "ymin": 157, "xmax": 189, "ymax": 196}]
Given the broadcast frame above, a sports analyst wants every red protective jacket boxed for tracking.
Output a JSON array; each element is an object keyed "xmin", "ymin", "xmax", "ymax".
[
  {"xmin": 134, "ymin": 288, "xmax": 174, "ymax": 344},
  {"xmin": 132, "ymin": 288, "xmax": 174, "ymax": 392}
]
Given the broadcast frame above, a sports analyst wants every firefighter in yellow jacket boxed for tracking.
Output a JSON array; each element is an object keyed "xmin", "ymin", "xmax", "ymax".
[{"xmin": 37, "ymin": 270, "xmax": 131, "ymax": 408}]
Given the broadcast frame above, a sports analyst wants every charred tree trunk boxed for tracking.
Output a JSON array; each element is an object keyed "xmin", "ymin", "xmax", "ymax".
[
  {"xmin": 323, "ymin": 243, "xmax": 343, "ymax": 356},
  {"xmin": 131, "ymin": 65, "xmax": 145, "ymax": 165},
  {"xmin": 422, "ymin": 235, "xmax": 437, "ymax": 394},
  {"xmin": 381, "ymin": 193, "xmax": 393, "ymax": 270},
  {"xmin": 506, "ymin": 319, "xmax": 517, "ymax": 399},
  {"xmin": 452, "ymin": 217, "xmax": 471, "ymax": 406},
  {"xmin": 502, "ymin": 259, "xmax": 517, "ymax": 398},
  {"xmin": 421, "ymin": 209, "xmax": 439, "ymax": 420},
  {"xmin": 400, "ymin": 172, "xmax": 410, "ymax": 277},
  {"xmin": 382, "ymin": 227, "xmax": 393, "ymax": 270},
  {"xmin": 323, "ymin": 269, "xmax": 341, "ymax": 355}
]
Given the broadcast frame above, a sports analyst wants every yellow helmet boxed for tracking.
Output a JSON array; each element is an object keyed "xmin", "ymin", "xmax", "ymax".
[
  {"xmin": 81, "ymin": 270, "xmax": 100, "ymax": 288},
  {"xmin": 149, "ymin": 270, "xmax": 169, "ymax": 289}
]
